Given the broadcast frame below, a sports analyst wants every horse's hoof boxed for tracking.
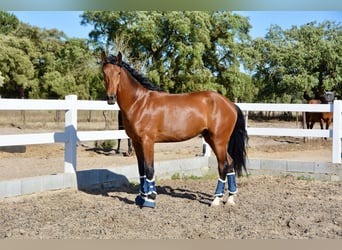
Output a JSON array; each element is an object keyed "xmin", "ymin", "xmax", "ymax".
[
  {"xmin": 123, "ymin": 151, "xmax": 134, "ymax": 157},
  {"xmin": 135, "ymin": 195, "xmax": 155, "ymax": 208},
  {"xmin": 211, "ymin": 196, "xmax": 223, "ymax": 207},
  {"xmin": 226, "ymin": 195, "xmax": 236, "ymax": 206}
]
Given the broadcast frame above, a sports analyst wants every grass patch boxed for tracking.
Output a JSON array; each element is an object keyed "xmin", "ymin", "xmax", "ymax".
[
  {"xmin": 171, "ymin": 173, "xmax": 181, "ymax": 180},
  {"xmin": 171, "ymin": 173, "xmax": 217, "ymax": 181},
  {"xmin": 94, "ymin": 140, "xmax": 116, "ymax": 151},
  {"xmin": 297, "ymin": 175, "xmax": 315, "ymax": 181},
  {"xmin": 129, "ymin": 181, "xmax": 139, "ymax": 187}
]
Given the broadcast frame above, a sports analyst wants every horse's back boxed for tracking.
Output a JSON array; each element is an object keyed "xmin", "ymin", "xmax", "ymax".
[
  {"xmin": 151, "ymin": 90, "xmax": 235, "ymax": 113},
  {"xmin": 169, "ymin": 90, "xmax": 236, "ymax": 122}
]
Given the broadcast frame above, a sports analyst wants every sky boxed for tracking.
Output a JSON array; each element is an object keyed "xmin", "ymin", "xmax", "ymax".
[{"xmin": 10, "ymin": 11, "xmax": 342, "ymax": 39}]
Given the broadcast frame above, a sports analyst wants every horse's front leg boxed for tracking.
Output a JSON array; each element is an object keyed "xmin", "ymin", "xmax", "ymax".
[
  {"xmin": 134, "ymin": 139, "xmax": 157, "ymax": 208},
  {"xmin": 116, "ymin": 138, "xmax": 121, "ymax": 154}
]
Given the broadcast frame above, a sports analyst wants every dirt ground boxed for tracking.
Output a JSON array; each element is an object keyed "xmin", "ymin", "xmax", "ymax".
[
  {"xmin": 0, "ymin": 118, "xmax": 341, "ymax": 239},
  {"xmin": 0, "ymin": 175, "xmax": 341, "ymax": 239}
]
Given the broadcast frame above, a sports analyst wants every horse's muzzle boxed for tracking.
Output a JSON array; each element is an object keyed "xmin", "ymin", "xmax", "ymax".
[{"xmin": 107, "ymin": 95, "xmax": 117, "ymax": 105}]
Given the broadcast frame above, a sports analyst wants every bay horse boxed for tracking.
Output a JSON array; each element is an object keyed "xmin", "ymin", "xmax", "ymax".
[
  {"xmin": 304, "ymin": 91, "xmax": 334, "ymax": 133},
  {"xmin": 101, "ymin": 52, "xmax": 248, "ymax": 208}
]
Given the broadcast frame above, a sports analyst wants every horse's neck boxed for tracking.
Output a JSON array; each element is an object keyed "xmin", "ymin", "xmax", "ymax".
[{"xmin": 117, "ymin": 69, "xmax": 147, "ymax": 112}]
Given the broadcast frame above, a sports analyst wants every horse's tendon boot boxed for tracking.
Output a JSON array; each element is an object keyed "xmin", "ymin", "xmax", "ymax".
[
  {"xmin": 211, "ymin": 178, "xmax": 226, "ymax": 206},
  {"xmin": 135, "ymin": 194, "xmax": 155, "ymax": 208},
  {"xmin": 227, "ymin": 172, "xmax": 238, "ymax": 195},
  {"xmin": 146, "ymin": 178, "xmax": 157, "ymax": 196},
  {"xmin": 135, "ymin": 177, "xmax": 156, "ymax": 208},
  {"xmin": 214, "ymin": 178, "xmax": 226, "ymax": 197}
]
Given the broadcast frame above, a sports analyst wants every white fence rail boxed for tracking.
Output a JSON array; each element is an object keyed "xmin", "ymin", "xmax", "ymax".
[
  {"xmin": 238, "ymin": 101, "xmax": 342, "ymax": 163},
  {"xmin": 1, "ymin": 96, "xmax": 341, "ymax": 176},
  {"xmin": 0, "ymin": 95, "xmax": 129, "ymax": 174}
]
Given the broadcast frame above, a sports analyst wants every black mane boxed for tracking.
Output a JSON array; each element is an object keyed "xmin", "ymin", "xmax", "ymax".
[{"xmin": 105, "ymin": 54, "xmax": 164, "ymax": 92}]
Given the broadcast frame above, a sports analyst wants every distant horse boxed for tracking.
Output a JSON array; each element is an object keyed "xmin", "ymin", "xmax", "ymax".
[
  {"xmin": 116, "ymin": 110, "xmax": 133, "ymax": 156},
  {"xmin": 304, "ymin": 91, "xmax": 334, "ymax": 134},
  {"xmin": 101, "ymin": 52, "xmax": 248, "ymax": 208}
]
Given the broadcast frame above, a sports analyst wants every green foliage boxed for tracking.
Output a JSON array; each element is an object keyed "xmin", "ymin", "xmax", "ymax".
[
  {"xmin": 81, "ymin": 11, "xmax": 256, "ymax": 100},
  {"xmin": 0, "ymin": 34, "xmax": 35, "ymax": 98},
  {"xmin": 95, "ymin": 140, "xmax": 116, "ymax": 151},
  {"xmin": 129, "ymin": 181, "xmax": 139, "ymax": 187},
  {"xmin": 0, "ymin": 71, "xmax": 4, "ymax": 87},
  {"xmin": 0, "ymin": 11, "xmax": 19, "ymax": 35},
  {"xmin": 171, "ymin": 173, "xmax": 181, "ymax": 180},
  {"xmin": 1, "ymin": 11, "xmax": 340, "ymax": 104},
  {"xmin": 251, "ymin": 21, "xmax": 342, "ymax": 102},
  {"xmin": 170, "ymin": 173, "xmax": 218, "ymax": 181},
  {"xmin": 297, "ymin": 175, "xmax": 315, "ymax": 181},
  {"xmin": 0, "ymin": 15, "xmax": 103, "ymax": 100}
]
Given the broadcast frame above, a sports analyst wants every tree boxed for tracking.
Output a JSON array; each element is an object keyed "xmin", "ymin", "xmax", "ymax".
[
  {"xmin": 0, "ymin": 15, "xmax": 103, "ymax": 100},
  {"xmin": 0, "ymin": 34, "xmax": 36, "ymax": 98},
  {"xmin": 251, "ymin": 21, "xmax": 342, "ymax": 102},
  {"xmin": 0, "ymin": 71, "xmax": 4, "ymax": 88},
  {"xmin": 0, "ymin": 11, "xmax": 19, "ymax": 35},
  {"xmin": 81, "ymin": 11, "xmax": 255, "ymax": 100}
]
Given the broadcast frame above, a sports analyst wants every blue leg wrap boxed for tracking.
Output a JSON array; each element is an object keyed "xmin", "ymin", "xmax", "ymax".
[
  {"xmin": 214, "ymin": 178, "xmax": 226, "ymax": 197},
  {"xmin": 146, "ymin": 178, "xmax": 157, "ymax": 195},
  {"xmin": 139, "ymin": 176, "xmax": 148, "ymax": 195},
  {"xmin": 227, "ymin": 172, "xmax": 237, "ymax": 194},
  {"xmin": 135, "ymin": 177, "xmax": 156, "ymax": 208}
]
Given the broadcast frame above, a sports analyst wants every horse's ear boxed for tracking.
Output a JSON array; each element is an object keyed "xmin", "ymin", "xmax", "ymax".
[
  {"xmin": 101, "ymin": 51, "xmax": 107, "ymax": 64},
  {"xmin": 117, "ymin": 52, "xmax": 122, "ymax": 64}
]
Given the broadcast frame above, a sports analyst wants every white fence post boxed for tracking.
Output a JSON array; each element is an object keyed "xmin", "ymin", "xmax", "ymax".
[
  {"xmin": 332, "ymin": 100, "xmax": 342, "ymax": 164},
  {"xmin": 64, "ymin": 95, "xmax": 78, "ymax": 173}
]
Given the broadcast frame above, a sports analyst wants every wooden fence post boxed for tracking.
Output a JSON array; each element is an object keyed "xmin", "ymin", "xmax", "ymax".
[
  {"xmin": 64, "ymin": 95, "xmax": 78, "ymax": 173},
  {"xmin": 332, "ymin": 100, "xmax": 342, "ymax": 163}
]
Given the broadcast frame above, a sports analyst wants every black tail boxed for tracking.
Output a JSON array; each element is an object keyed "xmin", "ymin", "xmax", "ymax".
[{"xmin": 228, "ymin": 104, "xmax": 248, "ymax": 177}]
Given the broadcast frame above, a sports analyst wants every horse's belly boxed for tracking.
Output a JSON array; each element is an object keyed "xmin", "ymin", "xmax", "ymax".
[
  {"xmin": 155, "ymin": 131, "xmax": 201, "ymax": 142},
  {"xmin": 155, "ymin": 117, "xmax": 205, "ymax": 142}
]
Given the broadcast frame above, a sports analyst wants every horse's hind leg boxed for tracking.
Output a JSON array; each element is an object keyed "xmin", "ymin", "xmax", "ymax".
[
  {"xmin": 205, "ymin": 136, "xmax": 236, "ymax": 206},
  {"xmin": 214, "ymin": 155, "xmax": 237, "ymax": 207}
]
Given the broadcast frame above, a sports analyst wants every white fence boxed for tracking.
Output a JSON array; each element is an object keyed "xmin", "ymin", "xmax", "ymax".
[
  {"xmin": 0, "ymin": 95, "xmax": 129, "ymax": 174},
  {"xmin": 239, "ymin": 101, "xmax": 342, "ymax": 164},
  {"xmin": 1, "ymin": 96, "xmax": 341, "ymax": 176}
]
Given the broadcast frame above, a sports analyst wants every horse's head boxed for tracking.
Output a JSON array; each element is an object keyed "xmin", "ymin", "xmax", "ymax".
[
  {"xmin": 323, "ymin": 90, "xmax": 335, "ymax": 103},
  {"xmin": 101, "ymin": 51, "xmax": 123, "ymax": 105}
]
